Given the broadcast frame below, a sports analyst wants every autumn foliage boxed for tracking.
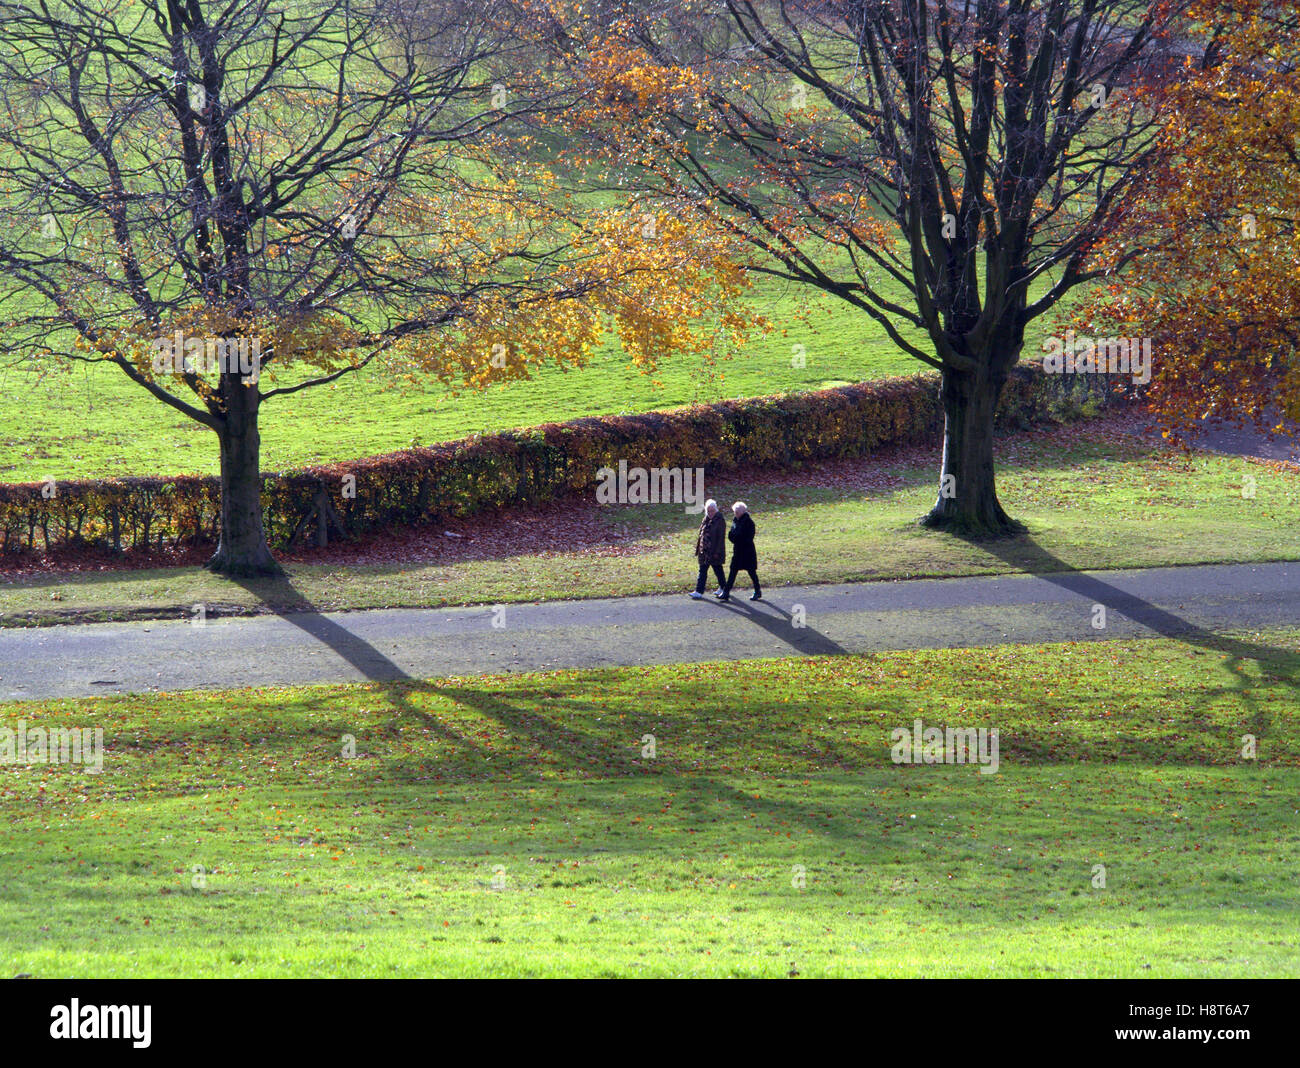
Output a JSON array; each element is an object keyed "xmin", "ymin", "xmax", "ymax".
[
  {"xmin": 1083, "ymin": 0, "xmax": 1300, "ymax": 437},
  {"xmin": 0, "ymin": 363, "xmax": 1125, "ymax": 559},
  {"xmin": 538, "ymin": 0, "xmax": 1195, "ymax": 536}
]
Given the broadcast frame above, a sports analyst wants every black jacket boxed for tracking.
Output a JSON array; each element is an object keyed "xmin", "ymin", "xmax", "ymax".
[{"xmin": 728, "ymin": 512, "xmax": 757, "ymax": 570}]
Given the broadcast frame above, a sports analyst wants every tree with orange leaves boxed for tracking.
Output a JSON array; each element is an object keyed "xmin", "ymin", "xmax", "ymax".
[
  {"xmin": 0, "ymin": 0, "xmax": 748, "ymax": 574},
  {"xmin": 1080, "ymin": 0, "xmax": 1300, "ymax": 440}
]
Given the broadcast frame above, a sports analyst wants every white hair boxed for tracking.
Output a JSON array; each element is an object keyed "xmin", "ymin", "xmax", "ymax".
[
  {"xmin": 704, "ymin": 498, "xmax": 718, "ymax": 513},
  {"xmin": 732, "ymin": 501, "xmax": 747, "ymax": 514}
]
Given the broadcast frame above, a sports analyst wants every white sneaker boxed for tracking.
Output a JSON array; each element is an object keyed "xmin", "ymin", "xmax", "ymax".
[{"xmin": 689, "ymin": 591, "xmax": 704, "ymax": 600}]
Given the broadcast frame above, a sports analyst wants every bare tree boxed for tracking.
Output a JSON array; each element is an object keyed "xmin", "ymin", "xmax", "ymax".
[
  {"xmin": 573, "ymin": 0, "xmax": 1192, "ymax": 535},
  {"xmin": 0, "ymin": 0, "xmax": 731, "ymax": 573}
]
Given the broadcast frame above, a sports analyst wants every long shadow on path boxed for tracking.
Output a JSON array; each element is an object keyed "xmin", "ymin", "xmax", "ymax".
[
  {"xmin": 226, "ymin": 575, "xmax": 488, "ymax": 752},
  {"xmin": 226, "ymin": 545, "xmax": 1294, "ymax": 747},
  {"xmin": 713, "ymin": 596, "xmax": 850, "ymax": 658},
  {"xmin": 224, "ymin": 575, "xmax": 896, "ymax": 843},
  {"xmin": 976, "ymin": 534, "xmax": 1298, "ymax": 739}
]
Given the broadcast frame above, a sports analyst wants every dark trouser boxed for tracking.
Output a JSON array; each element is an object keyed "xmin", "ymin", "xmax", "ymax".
[
  {"xmin": 724, "ymin": 563, "xmax": 760, "ymax": 597},
  {"xmin": 696, "ymin": 560, "xmax": 727, "ymax": 594}
]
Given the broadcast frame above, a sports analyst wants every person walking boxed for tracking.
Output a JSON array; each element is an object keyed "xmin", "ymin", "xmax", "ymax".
[
  {"xmin": 718, "ymin": 501, "xmax": 760, "ymax": 601},
  {"xmin": 689, "ymin": 499, "xmax": 727, "ymax": 600}
]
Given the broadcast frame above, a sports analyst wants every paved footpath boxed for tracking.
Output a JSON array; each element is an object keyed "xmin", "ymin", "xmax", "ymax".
[{"xmin": 0, "ymin": 561, "xmax": 1295, "ymax": 700}]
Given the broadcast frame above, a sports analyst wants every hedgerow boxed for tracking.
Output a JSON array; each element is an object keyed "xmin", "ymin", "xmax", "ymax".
[{"xmin": 0, "ymin": 362, "xmax": 1130, "ymax": 555}]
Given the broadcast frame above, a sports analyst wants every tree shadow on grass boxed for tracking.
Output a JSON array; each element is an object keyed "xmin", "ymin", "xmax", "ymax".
[
  {"xmin": 973, "ymin": 533, "xmax": 1297, "ymax": 741},
  {"xmin": 221, "ymin": 574, "xmax": 902, "ymax": 844},
  {"xmin": 431, "ymin": 682, "xmax": 902, "ymax": 848},
  {"xmin": 224, "ymin": 574, "xmax": 492, "ymax": 755},
  {"xmin": 224, "ymin": 551, "xmax": 1294, "ymax": 778}
]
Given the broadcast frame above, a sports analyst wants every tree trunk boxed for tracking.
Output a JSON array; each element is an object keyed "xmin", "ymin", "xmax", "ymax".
[
  {"xmin": 207, "ymin": 382, "xmax": 281, "ymax": 576},
  {"xmin": 920, "ymin": 364, "xmax": 1023, "ymax": 537}
]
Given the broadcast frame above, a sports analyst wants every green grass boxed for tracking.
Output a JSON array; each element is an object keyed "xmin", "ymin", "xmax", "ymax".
[
  {"xmin": 3, "ymin": 417, "xmax": 1295, "ymax": 627},
  {"xmin": 0, "ymin": 268, "xmax": 1089, "ymax": 482},
  {"xmin": 1, "ymin": 632, "xmax": 1297, "ymax": 978},
  {"xmin": 0, "ymin": 275, "xmax": 912, "ymax": 481}
]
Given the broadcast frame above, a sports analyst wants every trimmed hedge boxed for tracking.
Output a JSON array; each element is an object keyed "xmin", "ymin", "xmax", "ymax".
[{"xmin": 0, "ymin": 361, "xmax": 1131, "ymax": 555}]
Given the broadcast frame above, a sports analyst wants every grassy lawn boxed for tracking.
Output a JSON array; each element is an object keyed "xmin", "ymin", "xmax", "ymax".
[
  {"xmin": 0, "ymin": 276, "xmax": 926, "ymax": 482},
  {"xmin": 0, "ymin": 273, "xmax": 1087, "ymax": 483},
  {"xmin": 1, "ymin": 633, "xmax": 1296, "ymax": 978},
  {"xmin": 2, "ymin": 417, "xmax": 1296, "ymax": 627}
]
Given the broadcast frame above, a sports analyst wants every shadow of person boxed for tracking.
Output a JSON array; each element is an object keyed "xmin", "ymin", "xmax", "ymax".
[{"xmin": 713, "ymin": 595, "xmax": 850, "ymax": 658}]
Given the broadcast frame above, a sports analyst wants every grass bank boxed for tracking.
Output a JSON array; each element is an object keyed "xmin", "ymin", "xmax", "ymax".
[{"xmin": 1, "ymin": 633, "xmax": 1296, "ymax": 977}]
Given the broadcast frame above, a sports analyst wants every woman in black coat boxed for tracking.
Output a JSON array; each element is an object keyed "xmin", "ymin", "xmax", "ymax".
[{"xmin": 719, "ymin": 501, "xmax": 760, "ymax": 601}]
